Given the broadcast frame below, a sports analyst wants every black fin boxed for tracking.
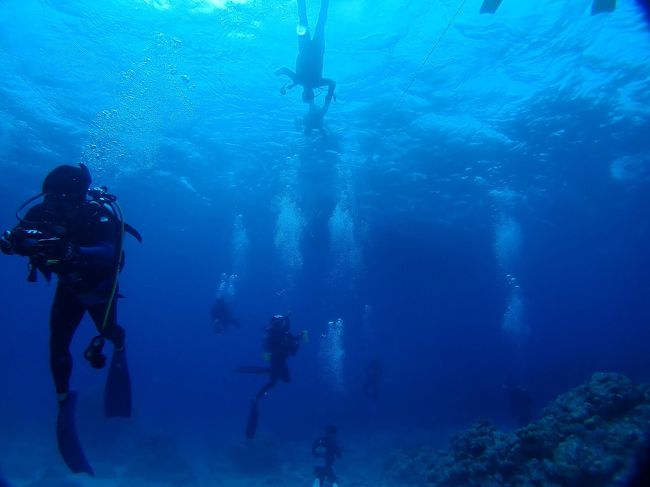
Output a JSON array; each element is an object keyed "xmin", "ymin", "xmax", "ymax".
[
  {"xmin": 245, "ymin": 400, "xmax": 258, "ymax": 439},
  {"xmin": 56, "ymin": 391, "xmax": 94, "ymax": 475},
  {"xmin": 105, "ymin": 348, "xmax": 132, "ymax": 418}
]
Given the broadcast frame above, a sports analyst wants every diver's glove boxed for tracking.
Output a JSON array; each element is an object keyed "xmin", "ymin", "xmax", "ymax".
[
  {"xmin": 35, "ymin": 237, "xmax": 76, "ymax": 261},
  {"xmin": 0, "ymin": 231, "xmax": 14, "ymax": 255}
]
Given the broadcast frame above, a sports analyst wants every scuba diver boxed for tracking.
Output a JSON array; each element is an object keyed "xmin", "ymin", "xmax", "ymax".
[
  {"xmin": 210, "ymin": 297, "xmax": 239, "ymax": 335},
  {"xmin": 296, "ymin": 97, "xmax": 333, "ymax": 137},
  {"xmin": 504, "ymin": 384, "xmax": 533, "ymax": 427},
  {"xmin": 236, "ymin": 314, "xmax": 307, "ymax": 439},
  {"xmin": 312, "ymin": 424, "xmax": 342, "ymax": 487},
  {"xmin": 362, "ymin": 357, "xmax": 383, "ymax": 402},
  {"xmin": 276, "ymin": 0, "xmax": 336, "ymax": 106},
  {"xmin": 0, "ymin": 164, "xmax": 141, "ymax": 475}
]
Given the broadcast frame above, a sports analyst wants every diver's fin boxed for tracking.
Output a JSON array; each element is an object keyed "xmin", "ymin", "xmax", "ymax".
[
  {"xmin": 245, "ymin": 399, "xmax": 258, "ymax": 439},
  {"xmin": 480, "ymin": 0, "xmax": 503, "ymax": 14},
  {"xmin": 592, "ymin": 0, "xmax": 616, "ymax": 14},
  {"xmin": 105, "ymin": 348, "xmax": 132, "ymax": 418},
  {"xmin": 236, "ymin": 366, "xmax": 271, "ymax": 374},
  {"xmin": 56, "ymin": 391, "xmax": 94, "ymax": 476}
]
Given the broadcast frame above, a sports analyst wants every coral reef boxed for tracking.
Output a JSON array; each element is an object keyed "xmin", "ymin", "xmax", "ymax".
[{"xmin": 384, "ymin": 373, "xmax": 650, "ymax": 486}]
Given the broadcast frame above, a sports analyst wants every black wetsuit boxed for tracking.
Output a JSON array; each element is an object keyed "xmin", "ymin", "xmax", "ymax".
[
  {"xmin": 362, "ymin": 359, "xmax": 383, "ymax": 401},
  {"xmin": 255, "ymin": 326, "xmax": 301, "ymax": 400},
  {"xmin": 10, "ymin": 200, "xmax": 124, "ymax": 395},
  {"xmin": 277, "ymin": 0, "xmax": 336, "ymax": 100},
  {"xmin": 313, "ymin": 434, "xmax": 341, "ymax": 485},
  {"xmin": 211, "ymin": 297, "xmax": 239, "ymax": 335}
]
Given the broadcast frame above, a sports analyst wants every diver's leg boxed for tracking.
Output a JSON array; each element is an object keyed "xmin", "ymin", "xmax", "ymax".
[
  {"xmin": 50, "ymin": 285, "xmax": 85, "ymax": 397},
  {"xmin": 278, "ymin": 360, "xmax": 291, "ymax": 383},
  {"xmin": 298, "ymin": 0, "xmax": 309, "ymax": 29},
  {"xmin": 275, "ymin": 67, "xmax": 297, "ymax": 81},
  {"xmin": 88, "ymin": 299, "xmax": 125, "ymax": 350},
  {"xmin": 314, "ymin": 0, "xmax": 329, "ymax": 42},
  {"xmin": 89, "ymin": 299, "xmax": 131, "ymax": 417},
  {"xmin": 319, "ymin": 78, "xmax": 336, "ymax": 100},
  {"xmin": 255, "ymin": 376, "xmax": 278, "ymax": 401},
  {"xmin": 297, "ymin": 0, "xmax": 311, "ymax": 53},
  {"xmin": 328, "ymin": 468, "xmax": 338, "ymax": 487}
]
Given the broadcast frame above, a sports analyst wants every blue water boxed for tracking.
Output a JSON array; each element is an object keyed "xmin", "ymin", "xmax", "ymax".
[{"xmin": 1, "ymin": 0, "xmax": 650, "ymax": 484}]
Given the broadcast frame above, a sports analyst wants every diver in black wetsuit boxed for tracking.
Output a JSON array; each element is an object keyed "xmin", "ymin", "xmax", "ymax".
[
  {"xmin": 211, "ymin": 297, "xmax": 239, "ymax": 335},
  {"xmin": 297, "ymin": 96, "xmax": 334, "ymax": 137},
  {"xmin": 504, "ymin": 384, "xmax": 533, "ymax": 427},
  {"xmin": 276, "ymin": 0, "xmax": 336, "ymax": 104},
  {"xmin": 237, "ymin": 314, "xmax": 306, "ymax": 438},
  {"xmin": 0, "ymin": 164, "xmax": 140, "ymax": 475},
  {"xmin": 362, "ymin": 357, "xmax": 383, "ymax": 402},
  {"xmin": 312, "ymin": 424, "xmax": 342, "ymax": 487}
]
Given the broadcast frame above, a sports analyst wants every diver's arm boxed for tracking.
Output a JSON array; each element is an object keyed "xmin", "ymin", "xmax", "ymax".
[
  {"xmin": 74, "ymin": 242, "xmax": 116, "ymax": 267},
  {"xmin": 323, "ymin": 78, "xmax": 336, "ymax": 99},
  {"xmin": 314, "ymin": 0, "xmax": 330, "ymax": 41},
  {"xmin": 275, "ymin": 67, "xmax": 297, "ymax": 81},
  {"xmin": 321, "ymin": 96, "xmax": 332, "ymax": 117}
]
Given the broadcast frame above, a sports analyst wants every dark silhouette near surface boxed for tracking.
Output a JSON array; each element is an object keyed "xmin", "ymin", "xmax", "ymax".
[
  {"xmin": 362, "ymin": 357, "xmax": 383, "ymax": 401},
  {"xmin": 276, "ymin": 0, "xmax": 335, "ymax": 103},
  {"xmin": 276, "ymin": 0, "xmax": 336, "ymax": 135}
]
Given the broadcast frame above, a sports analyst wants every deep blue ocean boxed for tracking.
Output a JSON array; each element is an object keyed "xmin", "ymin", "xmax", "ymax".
[{"xmin": 1, "ymin": 0, "xmax": 650, "ymax": 485}]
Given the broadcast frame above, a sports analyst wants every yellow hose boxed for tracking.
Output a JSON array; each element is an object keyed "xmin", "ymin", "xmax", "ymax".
[{"xmin": 100, "ymin": 200, "xmax": 125, "ymax": 335}]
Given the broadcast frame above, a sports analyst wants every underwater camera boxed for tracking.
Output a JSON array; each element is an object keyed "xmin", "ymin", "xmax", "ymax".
[{"xmin": 6, "ymin": 228, "xmax": 58, "ymax": 257}]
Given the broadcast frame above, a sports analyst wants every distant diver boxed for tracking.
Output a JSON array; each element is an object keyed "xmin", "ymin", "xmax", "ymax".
[
  {"xmin": 211, "ymin": 297, "xmax": 239, "ymax": 335},
  {"xmin": 312, "ymin": 424, "xmax": 342, "ymax": 487},
  {"xmin": 236, "ymin": 314, "xmax": 307, "ymax": 439},
  {"xmin": 0, "ymin": 164, "xmax": 141, "ymax": 475},
  {"xmin": 296, "ymin": 96, "xmax": 333, "ymax": 137},
  {"xmin": 362, "ymin": 357, "xmax": 383, "ymax": 402},
  {"xmin": 504, "ymin": 384, "xmax": 533, "ymax": 427}
]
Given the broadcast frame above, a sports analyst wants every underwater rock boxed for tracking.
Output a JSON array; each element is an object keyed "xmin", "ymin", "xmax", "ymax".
[{"xmin": 383, "ymin": 372, "xmax": 650, "ymax": 486}]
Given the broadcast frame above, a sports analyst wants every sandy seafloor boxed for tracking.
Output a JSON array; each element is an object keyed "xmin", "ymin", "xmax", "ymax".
[{"xmin": 1, "ymin": 417, "xmax": 423, "ymax": 487}]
